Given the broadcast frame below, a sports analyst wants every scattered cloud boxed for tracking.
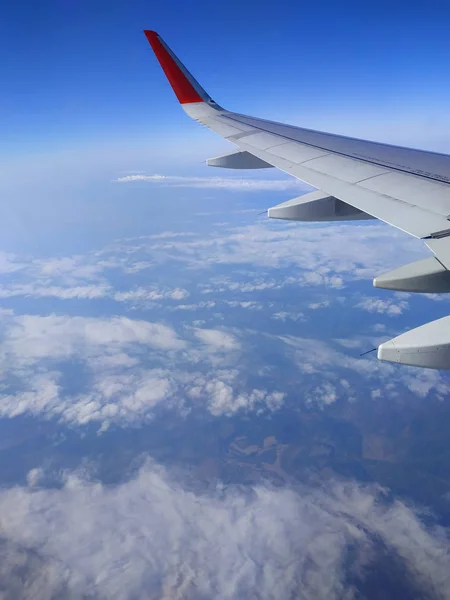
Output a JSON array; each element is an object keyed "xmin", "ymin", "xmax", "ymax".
[
  {"xmin": 2, "ymin": 315, "xmax": 185, "ymax": 366},
  {"xmin": 0, "ymin": 217, "xmax": 429, "ymax": 318},
  {"xmin": 194, "ymin": 328, "xmax": 240, "ymax": 351},
  {"xmin": 276, "ymin": 333, "xmax": 450, "ymax": 403},
  {"xmin": 64, "ymin": 369, "xmax": 174, "ymax": 426},
  {"xmin": 308, "ymin": 300, "xmax": 331, "ymax": 310},
  {"xmin": 272, "ymin": 311, "xmax": 305, "ymax": 322},
  {"xmin": 307, "ymin": 382, "xmax": 339, "ymax": 407},
  {"xmin": 0, "ymin": 312, "xmax": 441, "ymax": 428},
  {"xmin": 167, "ymin": 221, "xmax": 421, "ymax": 274},
  {"xmin": 0, "ymin": 283, "xmax": 111, "ymax": 300},
  {"xmin": 0, "ymin": 252, "xmax": 28, "ymax": 274},
  {"xmin": 0, "ymin": 315, "xmax": 186, "ymax": 426},
  {"xmin": 188, "ymin": 372, "xmax": 285, "ymax": 416},
  {"xmin": 225, "ymin": 300, "xmax": 263, "ymax": 310},
  {"xmin": 278, "ymin": 335, "xmax": 378, "ymax": 377},
  {"xmin": 356, "ymin": 296, "xmax": 409, "ymax": 316},
  {"xmin": 99, "ymin": 221, "xmax": 427, "ymax": 299},
  {"xmin": 402, "ymin": 369, "xmax": 450, "ymax": 400},
  {"xmin": 0, "ymin": 213, "xmax": 447, "ymax": 430},
  {"xmin": 115, "ymin": 173, "xmax": 306, "ymax": 192},
  {"xmin": 334, "ymin": 338, "xmax": 364, "ymax": 349},
  {"xmin": 33, "ymin": 256, "xmax": 104, "ymax": 283},
  {"xmin": 0, "ymin": 314, "xmax": 289, "ymax": 426},
  {"xmin": 114, "ymin": 287, "xmax": 189, "ymax": 302},
  {"xmin": 0, "ymin": 280, "xmax": 189, "ymax": 304},
  {"xmin": 300, "ymin": 271, "xmax": 344, "ymax": 288},
  {"xmin": 200, "ymin": 278, "xmax": 281, "ymax": 294},
  {"xmin": 169, "ymin": 301, "xmax": 216, "ymax": 311}
]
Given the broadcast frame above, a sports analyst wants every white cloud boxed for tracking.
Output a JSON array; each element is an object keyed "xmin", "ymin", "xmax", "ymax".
[
  {"xmin": 401, "ymin": 369, "xmax": 450, "ymax": 400},
  {"xmin": 63, "ymin": 369, "xmax": 174, "ymax": 427},
  {"xmin": 0, "ymin": 314, "xmax": 290, "ymax": 426},
  {"xmin": 207, "ymin": 382, "xmax": 284, "ymax": 416},
  {"xmin": 300, "ymin": 271, "xmax": 344, "ymax": 288},
  {"xmin": 225, "ymin": 300, "xmax": 263, "ymax": 310},
  {"xmin": 2, "ymin": 315, "xmax": 185, "ymax": 366},
  {"xmin": 187, "ymin": 369, "xmax": 285, "ymax": 417},
  {"xmin": 200, "ymin": 279, "xmax": 280, "ymax": 294},
  {"xmin": 26, "ymin": 468, "xmax": 43, "ymax": 488},
  {"xmin": 0, "ymin": 283, "xmax": 111, "ymax": 300},
  {"xmin": 0, "ymin": 372, "xmax": 62, "ymax": 420},
  {"xmin": 114, "ymin": 287, "xmax": 189, "ymax": 302},
  {"xmin": 0, "ymin": 315, "xmax": 187, "ymax": 426},
  {"xmin": 6, "ymin": 214, "xmax": 427, "ymax": 315},
  {"xmin": 0, "ymin": 252, "xmax": 27, "ymax": 274},
  {"xmin": 0, "ymin": 215, "xmax": 446, "ymax": 428},
  {"xmin": 276, "ymin": 333, "xmax": 450, "ymax": 402},
  {"xmin": 0, "ymin": 462, "xmax": 448, "ymax": 599},
  {"xmin": 33, "ymin": 256, "xmax": 104, "ymax": 283},
  {"xmin": 356, "ymin": 296, "xmax": 409, "ymax": 316},
  {"xmin": 170, "ymin": 301, "xmax": 216, "ymax": 311},
  {"xmin": 144, "ymin": 220, "xmax": 422, "ymax": 274},
  {"xmin": 104, "ymin": 221, "xmax": 427, "ymax": 302},
  {"xmin": 0, "ymin": 361, "xmax": 178, "ymax": 427},
  {"xmin": 0, "ymin": 280, "xmax": 190, "ymax": 304},
  {"xmin": 334, "ymin": 338, "xmax": 363, "ymax": 349},
  {"xmin": 194, "ymin": 328, "xmax": 240, "ymax": 351},
  {"xmin": 272, "ymin": 311, "xmax": 305, "ymax": 322},
  {"xmin": 278, "ymin": 335, "xmax": 379, "ymax": 377},
  {"xmin": 308, "ymin": 300, "xmax": 331, "ymax": 310},
  {"xmin": 307, "ymin": 382, "xmax": 339, "ymax": 407},
  {"xmin": 115, "ymin": 173, "xmax": 306, "ymax": 192}
]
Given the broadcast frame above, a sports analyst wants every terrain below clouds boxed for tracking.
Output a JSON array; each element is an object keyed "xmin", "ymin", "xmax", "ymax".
[{"xmin": 0, "ymin": 189, "xmax": 450, "ymax": 599}]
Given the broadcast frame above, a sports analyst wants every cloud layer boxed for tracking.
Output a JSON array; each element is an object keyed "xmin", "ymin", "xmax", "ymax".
[
  {"xmin": 0, "ymin": 313, "xmax": 285, "ymax": 426},
  {"xmin": 115, "ymin": 173, "xmax": 307, "ymax": 191},
  {"xmin": 0, "ymin": 211, "xmax": 449, "ymax": 428},
  {"xmin": 0, "ymin": 461, "xmax": 448, "ymax": 600}
]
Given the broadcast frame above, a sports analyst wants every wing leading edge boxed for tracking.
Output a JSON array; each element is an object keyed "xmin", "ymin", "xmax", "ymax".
[{"xmin": 144, "ymin": 30, "xmax": 450, "ymax": 370}]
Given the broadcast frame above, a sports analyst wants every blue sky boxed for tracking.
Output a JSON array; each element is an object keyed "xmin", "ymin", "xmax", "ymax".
[
  {"xmin": 2, "ymin": 0, "xmax": 450, "ymax": 153},
  {"xmin": 1, "ymin": 0, "xmax": 450, "ymax": 257}
]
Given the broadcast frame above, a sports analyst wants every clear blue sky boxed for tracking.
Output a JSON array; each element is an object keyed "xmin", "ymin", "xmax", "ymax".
[
  {"xmin": 1, "ymin": 0, "xmax": 450, "ymax": 154},
  {"xmin": 1, "ymin": 0, "xmax": 450, "ymax": 255}
]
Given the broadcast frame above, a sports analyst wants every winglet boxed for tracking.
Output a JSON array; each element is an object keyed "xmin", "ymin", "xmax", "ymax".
[{"xmin": 144, "ymin": 30, "xmax": 215, "ymax": 105}]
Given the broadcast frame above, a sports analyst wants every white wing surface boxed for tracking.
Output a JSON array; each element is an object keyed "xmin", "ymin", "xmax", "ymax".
[{"xmin": 144, "ymin": 30, "xmax": 450, "ymax": 370}]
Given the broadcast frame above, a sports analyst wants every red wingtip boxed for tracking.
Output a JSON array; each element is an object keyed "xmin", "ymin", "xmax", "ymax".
[
  {"xmin": 144, "ymin": 30, "xmax": 204, "ymax": 104},
  {"xmin": 143, "ymin": 30, "xmax": 158, "ymax": 41}
]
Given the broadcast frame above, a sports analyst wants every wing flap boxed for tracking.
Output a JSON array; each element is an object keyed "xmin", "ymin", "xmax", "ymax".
[
  {"xmin": 268, "ymin": 191, "xmax": 375, "ymax": 222},
  {"xmin": 207, "ymin": 150, "xmax": 273, "ymax": 169}
]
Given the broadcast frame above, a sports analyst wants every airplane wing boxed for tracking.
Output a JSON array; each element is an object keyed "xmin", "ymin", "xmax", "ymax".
[{"xmin": 144, "ymin": 30, "xmax": 450, "ymax": 370}]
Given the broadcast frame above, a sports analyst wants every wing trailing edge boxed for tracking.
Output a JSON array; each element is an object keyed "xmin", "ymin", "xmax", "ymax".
[
  {"xmin": 268, "ymin": 191, "xmax": 375, "ymax": 222},
  {"xmin": 207, "ymin": 150, "xmax": 273, "ymax": 169}
]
